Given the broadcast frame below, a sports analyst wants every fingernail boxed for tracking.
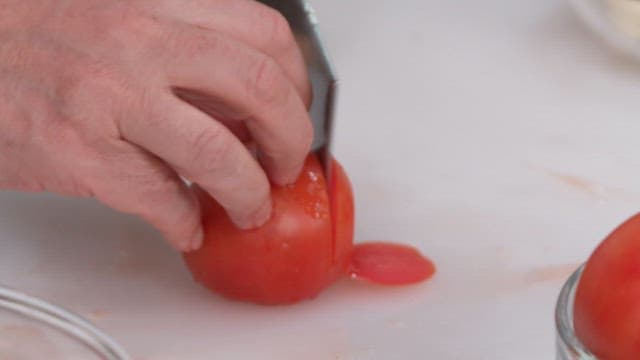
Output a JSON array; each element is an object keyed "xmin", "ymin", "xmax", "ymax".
[
  {"xmin": 276, "ymin": 174, "xmax": 297, "ymax": 186},
  {"xmin": 252, "ymin": 197, "xmax": 272, "ymax": 227},
  {"xmin": 273, "ymin": 167, "xmax": 303, "ymax": 187},
  {"xmin": 258, "ymin": 155, "xmax": 302, "ymax": 187},
  {"xmin": 231, "ymin": 197, "xmax": 272, "ymax": 230}
]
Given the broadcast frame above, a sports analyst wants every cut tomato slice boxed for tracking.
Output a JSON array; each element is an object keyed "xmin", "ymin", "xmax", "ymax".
[{"xmin": 349, "ymin": 242, "xmax": 436, "ymax": 285}]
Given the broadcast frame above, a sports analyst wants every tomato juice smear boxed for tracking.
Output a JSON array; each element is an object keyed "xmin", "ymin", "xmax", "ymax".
[{"xmin": 348, "ymin": 242, "xmax": 436, "ymax": 285}]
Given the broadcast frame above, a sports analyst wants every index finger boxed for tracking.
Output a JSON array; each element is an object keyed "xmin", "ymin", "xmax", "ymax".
[{"xmin": 159, "ymin": 26, "xmax": 313, "ymax": 185}]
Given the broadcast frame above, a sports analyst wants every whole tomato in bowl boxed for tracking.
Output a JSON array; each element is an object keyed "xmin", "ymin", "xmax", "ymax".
[{"xmin": 573, "ymin": 213, "xmax": 640, "ymax": 359}]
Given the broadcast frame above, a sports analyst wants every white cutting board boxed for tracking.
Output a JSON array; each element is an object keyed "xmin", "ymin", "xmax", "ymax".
[{"xmin": 2, "ymin": 0, "xmax": 640, "ymax": 358}]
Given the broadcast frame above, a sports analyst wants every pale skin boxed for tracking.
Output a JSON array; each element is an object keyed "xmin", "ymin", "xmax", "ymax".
[{"xmin": 0, "ymin": 0, "xmax": 313, "ymax": 251}]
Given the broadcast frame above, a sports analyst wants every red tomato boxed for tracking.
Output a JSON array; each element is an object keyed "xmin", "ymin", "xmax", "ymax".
[
  {"xmin": 183, "ymin": 154, "xmax": 354, "ymax": 305},
  {"xmin": 574, "ymin": 213, "xmax": 640, "ymax": 359},
  {"xmin": 349, "ymin": 242, "xmax": 435, "ymax": 285}
]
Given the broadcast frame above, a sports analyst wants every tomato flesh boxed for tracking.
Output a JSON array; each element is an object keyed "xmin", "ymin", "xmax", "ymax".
[
  {"xmin": 349, "ymin": 242, "xmax": 435, "ymax": 285},
  {"xmin": 574, "ymin": 213, "xmax": 640, "ymax": 359}
]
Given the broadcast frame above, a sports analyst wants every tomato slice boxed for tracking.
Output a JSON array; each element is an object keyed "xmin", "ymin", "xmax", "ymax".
[
  {"xmin": 329, "ymin": 158, "xmax": 354, "ymax": 277},
  {"xmin": 348, "ymin": 242, "xmax": 436, "ymax": 285}
]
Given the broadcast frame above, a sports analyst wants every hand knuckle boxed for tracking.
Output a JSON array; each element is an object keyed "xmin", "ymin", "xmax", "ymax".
[
  {"xmin": 247, "ymin": 56, "xmax": 289, "ymax": 108},
  {"xmin": 262, "ymin": 8, "xmax": 294, "ymax": 49},
  {"xmin": 190, "ymin": 127, "xmax": 233, "ymax": 176},
  {"xmin": 78, "ymin": 3, "xmax": 163, "ymax": 61},
  {"xmin": 100, "ymin": 3, "xmax": 161, "ymax": 41},
  {"xmin": 169, "ymin": 30, "xmax": 220, "ymax": 59},
  {"xmin": 83, "ymin": 61, "xmax": 126, "ymax": 88},
  {"xmin": 61, "ymin": 59, "xmax": 130, "ymax": 107}
]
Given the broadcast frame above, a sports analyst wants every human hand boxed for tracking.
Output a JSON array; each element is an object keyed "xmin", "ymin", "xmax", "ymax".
[{"xmin": 0, "ymin": 0, "xmax": 313, "ymax": 251}]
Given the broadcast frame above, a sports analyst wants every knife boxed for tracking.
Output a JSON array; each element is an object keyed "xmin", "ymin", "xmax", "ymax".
[{"xmin": 258, "ymin": 0, "xmax": 338, "ymax": 181}]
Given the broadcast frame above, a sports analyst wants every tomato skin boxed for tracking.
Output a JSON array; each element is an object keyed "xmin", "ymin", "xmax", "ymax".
[
  {"xmin": 183, "ymin": 155, "xmax": 354, "ymax": 305},
  {"xmin": 574, "ymin": 213, "xmax": 640, "ymax": 360}
]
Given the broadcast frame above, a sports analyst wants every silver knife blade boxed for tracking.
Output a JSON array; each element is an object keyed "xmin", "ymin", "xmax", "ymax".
[{"xmin": 258, "ymin": 0, "xmax": 338, "ymax": 179}]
